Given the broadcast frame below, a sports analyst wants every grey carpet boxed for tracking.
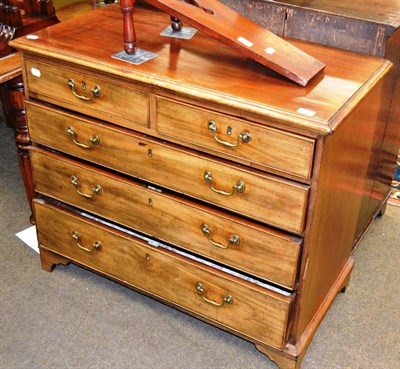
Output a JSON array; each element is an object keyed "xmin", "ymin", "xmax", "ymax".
[{"xmin": 0, "ymin": 115, "xmax": 399, "ymax": 369}]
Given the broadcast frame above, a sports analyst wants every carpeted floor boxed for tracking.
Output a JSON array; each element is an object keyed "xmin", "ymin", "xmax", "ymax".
[{"xmin": 1, "ymin": 106, "xmax": 399, "ymax": 369}]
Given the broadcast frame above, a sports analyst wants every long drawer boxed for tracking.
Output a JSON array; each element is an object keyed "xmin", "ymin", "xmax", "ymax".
[
  {"xmin": 156, "ymin": 96, "xmax": 315, "ymax": 180},
  {"xmin": 31, "ymin": 148, "xmax": 301, "ymax": 289},
  {"xmin": 24, "ymin": 58, "xmax": 149, "ymax": 130},
  {"xmin": 34, "ymin": 200, "xmax": 293, "ymax": 350},
  {"xmin": 27, "ymin": 102, "xmax": 309, "ymax": 234}
]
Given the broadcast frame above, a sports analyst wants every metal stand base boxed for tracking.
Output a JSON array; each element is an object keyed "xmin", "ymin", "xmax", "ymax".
[
  {"xmin": 112, "ymin": 49, "xmax": 158, "ymax": 65},
  {"xmin": 160, "ymin": 26, "xmax": 197, "ymax": 40}
]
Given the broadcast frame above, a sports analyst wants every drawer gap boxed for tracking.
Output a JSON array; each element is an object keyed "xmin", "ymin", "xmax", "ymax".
[
  {"xmin": 39, "ymin": 196, "xmax": 294, "ymax": 297},
  {"xmin": 33, "ymin": 144, "xmax": 307, "ymax": 238}
]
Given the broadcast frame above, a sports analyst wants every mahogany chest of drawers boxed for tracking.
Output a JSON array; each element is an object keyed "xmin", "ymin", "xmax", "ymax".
[{"xmin": 11, "ymin": 5, "xmax": 395, "ymax": 369}]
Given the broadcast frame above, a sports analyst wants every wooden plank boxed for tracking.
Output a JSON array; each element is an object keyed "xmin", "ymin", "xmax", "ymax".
[{"xmin": 138, "ymin": 0, "xmax": 325, "ymax": 86}]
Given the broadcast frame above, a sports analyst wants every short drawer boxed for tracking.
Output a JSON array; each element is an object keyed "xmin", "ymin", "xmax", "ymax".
[
  {"xmin": 27, "ymin": 102, "xmax": 309, "ymax": 234},
  {"xmin": 156, "ymin": 97, "xmax": 315, "ymax": 180},
  {"xmin": 34, "ymin": 200, "xmax": 293, "ymax": 350},
  {"xmin": 24, "ymin": 58, "xmax": 149, "ymax": 130},
  {"xmin": 31, "ymin": 148, "xmax": 302, "ymax": 289}
]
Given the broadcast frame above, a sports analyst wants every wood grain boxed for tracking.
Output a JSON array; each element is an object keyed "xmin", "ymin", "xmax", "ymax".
[
  {"xmin": 35, "ymin": 199, "xmax": 293, "ymax": 350},
  {"xmin": 24, "ymin": 58, "xmax": 149, "ymax": 129},
  {"xmin": 31, "ymin": 147, "xmax": 302, "ymax": 289},
  {"xmin": 26, "ymin": 101, "xmax": 310, "ymax": 234},
  {"xmin": 0, "ymin": 52, "xmax": 21, "ymax": 83},
  {"xmin": 9, "ymin": 5, "xmax": 389, "ymax": 135},
  {"xmin": 156, "ymin": 96, "xmax": 315, "ymax": 180},
  {"xmin": 291, "ymin": 77, "xmax": 388, "ymax": 342},
  {"xmin": 142, "ymin": 0, "xmax": 325, "ymax": 86}
]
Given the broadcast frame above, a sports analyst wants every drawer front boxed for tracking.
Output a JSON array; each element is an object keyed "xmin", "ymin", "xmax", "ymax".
[
  {"xmin": 156, "ymin": 97, "xmax": 315, "ymax": 180},
  {"xmin": 34, "ymin": 201, "xmax": 293, "ymax": 349},
  {"xmin": 31, "ymin": 148, "xmax": 301, "ymax": 289},
  {"xmin": 27, "ymin": 102, "xmax": 309, "ymax": 234},
  {"xmin": 24, "ymin": 58, "xmax": 148, "ymax": 129}
]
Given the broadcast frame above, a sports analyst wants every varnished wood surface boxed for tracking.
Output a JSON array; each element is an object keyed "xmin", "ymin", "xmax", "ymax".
[
  {"xmin": 31, "ymin": 147, "xmax": 302, "ymax": 289},
  {"xmin": 0, "ymin": 53, "xmax": 22, "ymax": 84},
  {"xmin": 26, "ymin": 101, "xmax": 309, "ymax": 234},
  {"xmin": 10, "ymin": 5, "xmax": 391, "ymax": 135},
  {"xmin": 255, "ymin": 257, "xmax": 355, "ymax": 369},
  {"xmin": 24, "ymin": 57, "xmax": 149, "ymax": 129},
  {"xmin": 156, "ymin": 96, "xmax": 315, "ymax": 180},
  {"xmin": 35, "ymin": 199, "xmax": 293, "ymax": 350},
  {"xmin": 291, "ymin": 77, "xmax": 387, "ymax": 341},
  {"xmin": 256, "ymin": 344, "xmax": 304, "ymax": 369},
  {"xmin": 143, "ymin": 0, "xmax": 325, "ymax": 86}
]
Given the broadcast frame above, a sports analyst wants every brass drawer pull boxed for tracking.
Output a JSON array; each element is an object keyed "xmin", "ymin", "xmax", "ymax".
[
  {"xmin": 67, "ymin": 126, "xmax": 100, "ymax": 149},
  {"xmin": 72, "ymin": 231, "xmax": 102, "ymax": 253},
  {"xmin": 195, "ymin": 282, "xmax": 233, "ymax": 307},
  {"xmin": 201, "ymin": 223, "xmax": 240, "ymax": 249},
  {"xmin": 203, "ymin": 170, "xmax": 246, "ymax": 196},
  {"xmin": 70, "ymin": 175, "xmax": 102, "ymax": 199},
  {"xmin": 67, "ymin": 78, "xmax": 101, "ymax": 101},
  {"xmin": 207, "ymin": 120, "xmax": 252, "ymax": 148}
]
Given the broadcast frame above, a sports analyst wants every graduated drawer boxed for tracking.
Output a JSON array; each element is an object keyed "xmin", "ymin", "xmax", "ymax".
[
  {"xmin": 156, "ymin": 97, "xmax": 315, "ymax": 180},
  {"xmin": 24, "ymin": 58, "xmax": 148, "ymax": 130},
  {"xmin": 31, "ymin": 148, "xmax": 301, "ymax": 289},
  {"xmin": 27, "ymin": 102, "xmax": 309, "ymax": 234},
  {"xmin": 34, "ymin": 200, "xmax": 293, "ymax": 350}
]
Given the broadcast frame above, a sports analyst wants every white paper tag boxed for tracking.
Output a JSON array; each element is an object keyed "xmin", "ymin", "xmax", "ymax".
[
  {"xmin": 297, "ymin": 107, "xmax": 316, "ymax": 117},
  {"xmin": 30, "ymin": 67, "xmax": 41, "ymax": 77},
  {"xmin": 237, "ymin": 37, "xmax": 253, "ymax": 48},
  {"xmin": 265, "ymin": 47, "xmax": 276, "ymax": 55},
  {"xmin": 16, "ymin": 226, "xmax": 39, "ymax": 254},
  {"xmin": 26, "ymin": 34, "xmax": 39, "ymax": 40}
]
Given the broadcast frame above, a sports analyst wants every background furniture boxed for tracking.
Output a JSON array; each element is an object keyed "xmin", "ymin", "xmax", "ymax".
[
  {"xmin": 0, "ymin": 0, "xmax": 58, "ymax": 57},
  {"xmin": 0, "ymin": 0, "xmax": 59, "ymax": 219},
  {"xmin": 11, "ymin": 5, "xmax": 394, "ymax": 368},
  {"xmin": 0, "ymin": 0, "xmax": 97, "ymax": 219}
]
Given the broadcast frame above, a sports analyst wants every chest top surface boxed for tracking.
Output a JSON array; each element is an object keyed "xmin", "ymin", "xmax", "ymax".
[{"xmin": 11, "ymin": 5, "xmax": 391, "ymax": 134}]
